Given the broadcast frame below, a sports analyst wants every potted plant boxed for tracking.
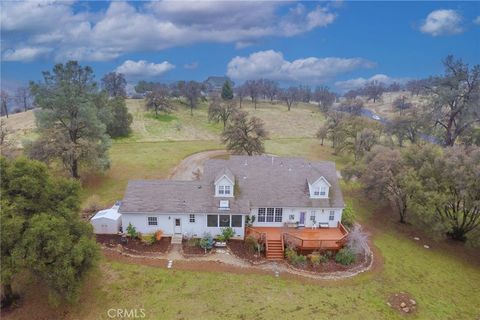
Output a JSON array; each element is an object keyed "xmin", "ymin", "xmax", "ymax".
[{"xmin": 215, "ymin": 234, "xmax": 227, "ymax": 247}]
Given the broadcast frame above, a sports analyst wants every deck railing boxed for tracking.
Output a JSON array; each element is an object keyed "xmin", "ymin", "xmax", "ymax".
[
  {"xmin": 245, "ymin": 227, "xmax": 267, "ymax": 245},
  {"xmin": 283, "ymin": 223, "xmax": 349, "ymax": 250}
]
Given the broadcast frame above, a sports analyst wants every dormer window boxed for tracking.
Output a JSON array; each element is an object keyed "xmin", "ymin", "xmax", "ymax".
[
  {"xmin": 219, "ymin": 185, "xmax": 225, "ymax": 195},
  {"xmin": 224, "ymin": 185, "xmax": 231, "ymax": 195},
  {"xmin": 314, "ymin": 187, "xmax": 320, "ymax": 196},
  {"xmin": 214, "ymin": 170, "xmax": 234, "ymax": 197},
  {"xmin": 320, "ymin": 186, "xmax": 326, "ymax": 196}
]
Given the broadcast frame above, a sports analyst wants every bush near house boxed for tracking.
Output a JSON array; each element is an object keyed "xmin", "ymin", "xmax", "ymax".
[
  {"xmin": 285, "ymin": 247, "xmax": 308, "ymax": 267},
  {"xmin": 200, "ymin": 233, "xmax": 214, "ymax": 251},
  {"xmin": 309, "ymin": 252, "xmax": 328, "ymax": 265},
  {"xmin": 221, "ymin": 227, "xmax": 235, "ymax": 241},
  {"xmin": 245, "ymin": 235, "xmax": 263, "ymax": 253},
  {"xmin": 126, "ymin": 223, "xmax": 138, "ymax": 239},
  {"xmin": 341, "ymin": 204, "xmax": 356, "ymax": 229},
  {"xmin": 335, "ymin": 248, "xmax": 356, "ymax": 265}
]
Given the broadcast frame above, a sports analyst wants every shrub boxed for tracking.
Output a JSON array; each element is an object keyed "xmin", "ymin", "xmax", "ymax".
[
  {"xmin": 335, "ymin": 248, "xmax": 356, "ymax": 265},
  {"xmin": 142, "ymin": 233, "xmax": 156, "ymax": 245},
  {"xmin": 186, "ymin": 237, "xmax": 200, "ymax": 247},
  {"xmin": 341, "ymin": 204, "xmax": 356, "ymax": 229},
  {"xmin": 216, "ymin": 234, "xmax": 226, "ymax": 242},
  {"xmin": 285, "ymin": 247, "xmax": 307, "ymax": 267},
  {"xmin": 245, "ymin": 236, "xmax": 263, "ymax": 253},
  {"xmin": 126, "ymin": 223, "xmax": 138, "ymax": 239},
  {"xmin": 309, "ymin": 252, "xmax": 328, "ymax": 265},
  {"xmin": 221, "ymin": 227, "xmax": 235, "ymax": 241},
  {"xmin": 347, "ymin": 224, "xmax": 369, "ymax": 255},
  {"xmin": 200, "ymin": 233, "xmax": 214, "ymax": 252}
]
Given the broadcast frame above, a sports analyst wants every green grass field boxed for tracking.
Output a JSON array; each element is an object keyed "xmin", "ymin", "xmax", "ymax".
[{"xmin": 4, "ymin": 99, "xmax": 480, "ymax": 320}]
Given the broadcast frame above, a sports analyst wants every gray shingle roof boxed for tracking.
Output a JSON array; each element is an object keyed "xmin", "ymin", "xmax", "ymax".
[{"xmin": 119, "ymin": 155, "xmax": 344, "ymax": 214}]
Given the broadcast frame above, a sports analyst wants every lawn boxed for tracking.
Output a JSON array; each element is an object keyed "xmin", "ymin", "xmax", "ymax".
[{"xmin": 3, "ymin": 100, "xmax": 480, "ymax": 320}]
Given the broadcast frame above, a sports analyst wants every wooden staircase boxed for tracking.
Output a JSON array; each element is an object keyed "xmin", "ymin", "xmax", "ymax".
[{"xmin": 266, "ymin": 238, "xmax": 284, "ymax": 260}]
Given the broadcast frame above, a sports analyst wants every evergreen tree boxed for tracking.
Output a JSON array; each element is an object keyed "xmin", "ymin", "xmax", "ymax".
[
  {"xmin": 0, "ymin": 157, "xmax": 99, "ymax": 307},
  {"xmin": 29, "ymin": 61, "xmax": 110, "ymax": 178},
  {"xmin": 221, "ymin": 80, "xmax": 234, "ymax": 100}
]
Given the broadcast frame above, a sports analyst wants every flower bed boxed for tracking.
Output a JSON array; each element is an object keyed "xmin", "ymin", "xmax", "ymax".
[
  {"xmin": 228, "ymin": 239, "xmax": 265, "ymax": 263},
  {"xmin": 182, "ymin": 238, "xmax": 207, "ymax": 255},
  {"xmin": 96, "ymin": 234, "xmax": 171, "ymax": 254}
]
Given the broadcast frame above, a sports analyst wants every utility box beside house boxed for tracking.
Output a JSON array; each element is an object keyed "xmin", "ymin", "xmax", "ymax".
[{"xmin": 91, "ymin": 204, "xmax": 122, "ymax": 234}]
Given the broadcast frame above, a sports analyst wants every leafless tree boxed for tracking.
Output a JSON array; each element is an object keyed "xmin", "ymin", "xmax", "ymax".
[
  {"xmin": 313, "ymin": 86, "xmax": 336, "ymax": 112},
  {"xmin": 363, "ymin": 80, "xmax": 385, "ymax": 103},
  {"xmin": 208, "ymin": 97, "xmax": 238, "ymax": 129},
  {"xmin": 101, "ymin": 72, "xmax": 127, "ymax": 98},
  {"xmin": 260, "ymin": 79, "xmax": 279, "ymax": 102},
  {"xmin": 346, "ymin": 224, "xmax": 370, "ymax": 255},
  {"xmin": 145, "ymin": 84, "xmax": 175, "ymax": 116},
  {"xmin": 181, "ymin": 81, "xmax": 204, "ymax": 115},
  {"xmin": 279, "ymin": 87, "xmax": 300, "ymax": 111},
  {"xmin": 1, "ymin": 90, "xmax": 9, "ymax": 118},
  {"xmin": 338, "ymin": 98, "xmax": 364, "ymax": 116},
  {"xmin": 235, "ymin": 84, "xmax": 247, "ymax": 108},
  {"xmin": 15, "ymin": 87, "xmax": 32, "ymax": 112},
  {"xmin": 244, "ymin": 80, "xmax": 260, "ymax": 109}
]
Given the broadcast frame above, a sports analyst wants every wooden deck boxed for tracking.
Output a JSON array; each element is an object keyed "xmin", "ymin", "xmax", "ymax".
[{"xmin": 247, "ymin": 224, "xmax": 348, "ymax": 251}]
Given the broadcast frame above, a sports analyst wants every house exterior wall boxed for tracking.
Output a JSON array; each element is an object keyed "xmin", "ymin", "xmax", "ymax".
[
  {"xmin": 250, "ymin": 207, "xmax": 343, "ymax": 228},
  {"xmin": 121, "ymin": 213, "xmax": 245, "ymax": 239}
]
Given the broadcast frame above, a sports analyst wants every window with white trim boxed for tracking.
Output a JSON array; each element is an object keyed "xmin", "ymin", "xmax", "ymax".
[
  {"xmin": 329, "ymin": 210, "xmax": 335, "ymax": 221},
  {"xmin": 224, "ymin": 185, "xmax": 231, "ymax": 195},
  {"xmin": 231, "ymin": 215, "xmax": 242, "ymax": 227},
  {"xmin": 147, "ymin": 217, "xmax": 158, "ymax": 226},
  {"xmin": 218, "ymin": 185, "xmax": 225, "ymax": 195},
  {"xmin": 274, "ymin": 208, "xmax": 283, "ymax": 222},
  {"xmin": 313, "ymin": 187, "xmax": 320, "ymax": 196},
  {"xmin": 189, "ymin": 214, "xmax": 195, "ymax": 223},
  {"xmin": 310, "ymin": 214, "xmax": 316, "ymax": 222},
  {"xmin": 266, "ymin": 208, "xmax": 274, "ymax": 222},
  {"xmin": 258, "ymin": 208, "xmax": 266, "ymax": 222},
  {"xmin": 320, "ymin": 186, "xmax": 326, "ymax": 196},
  {"xmin": 219, "ymin": 215, "xmax": 230, "ymax": 227},
  {"xmin": 207, "ymin": 215, "xmax": 218, "ymax": 227}
]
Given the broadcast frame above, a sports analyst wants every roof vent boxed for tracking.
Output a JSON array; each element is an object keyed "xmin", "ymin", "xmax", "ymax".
[
  {"xmin": 243, "ymin": 176, "xmax": 247, "ymax": 179},
  {"xmin": 288, "ymin": 168, "xmax": 292, "ymax": 171},
  {"xmin": 197, "ymin": 185, "xmax": 202, "ymax": 189}
]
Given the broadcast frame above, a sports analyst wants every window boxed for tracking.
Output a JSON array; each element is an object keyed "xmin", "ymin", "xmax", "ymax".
[
  {"xmin": 258, "ymin": 208, "xmax": 266, "ymax": 222},
  {"xmin": 310, "ymin": 214, "xmax": 316, "ymax": 222},
  {"xmin": 289, "ymin": 214, "xmax": 295, "ymax": 221},
  {"xmin": 266, "ymin": 208, "xmax": 274, "ymax": 222},
  {"xmin": 224, "ymin": 185, "xmax": 231, "ymax": 195},
  {"xmin": 274, "ymin": 208, "xmax": 283, "ymax": 222},
  {"xmin": 218, "ymin": 185, "xmax": 225, "ymax": 195},
  {"xmin": 147, "ymin": 217, "xmax": 158, "ymax": 226},
  {"xmin": 314, "ymin": 187, "xmax": 320, "ymax": 196},
  {"xmin": 320, "ymin": 186, "xmax": 326, "ymax": 196},
  {"xmin": 329, "ymin": 210, "xmax": 335, "ymax": 221},
  {"xmin": 207, "ymin": 215, "xmax": 218, "ymax": 227},
  {"xmin": 189, "ymin": 214, "xmax": 195, "ymax": 223},
  {"xmin": 219, "ymin": 215, "xmax": 230, "ymax": 227},
  {"xmin": 232, "ymin": 215, "xmax": 242, "ymax": 227}
]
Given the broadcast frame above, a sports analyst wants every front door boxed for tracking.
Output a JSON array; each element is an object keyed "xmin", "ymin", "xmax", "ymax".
[
  {"xmin": 174, "ymin": 218, "xmax": 182, "ymax": 234},
  {"xmin": 299, "ymin": 212, "xmax": 306, "ymax": 226}
]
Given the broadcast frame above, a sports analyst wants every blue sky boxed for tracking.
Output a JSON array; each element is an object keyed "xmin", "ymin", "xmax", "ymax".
[{"xmin": 1, "ymin": 1, "xmax": 479, "ymax": 92}]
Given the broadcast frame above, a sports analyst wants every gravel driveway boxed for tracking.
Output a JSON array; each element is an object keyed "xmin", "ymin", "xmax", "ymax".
[{"xmin": 169, "ymin": 149, "xmax": 229, "ymax": 180}]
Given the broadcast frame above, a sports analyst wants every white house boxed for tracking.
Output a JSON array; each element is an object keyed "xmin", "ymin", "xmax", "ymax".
[{"xmin": 118, "ymin": 156, "xmax": 346, "ymax": 247}]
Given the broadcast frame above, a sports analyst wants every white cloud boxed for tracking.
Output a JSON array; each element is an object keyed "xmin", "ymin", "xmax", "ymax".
[
  {"xmin": 474, "ymin": 16, "xmax": 480, "ymax": 25},
  {"xmin": 227, "ymin": 50, "xmax": 374, "ymax": 83},
  {"xmin": 116, "ymin": 60, "xmax": 175, "ymax": 78},
  {"xmin": 1, "ymin": 1, "xmax": 338, "ymax": 62},
  {"xmin": 2, "ymin": 47, "xmax": 52, "ymax": 61},
  {"xmin": 335, "ymin": 74, "xmax": 408, "ymax": 92},
  {"xmin": 184, "ymin": 62, "xmax": 199, "ymax": 70},
  {"xmin": 420, "ymin": 9, "xmax": 464, "ymax": 36}
]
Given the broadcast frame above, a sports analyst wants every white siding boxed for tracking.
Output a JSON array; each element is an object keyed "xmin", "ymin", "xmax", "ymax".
[
  {"xmin": 122, "ymin": 213, "xmax": 245, "ymax": 239},
  {"xmin": 250, "ymin": 207, "xmax": 343, "ymax": 228}
]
